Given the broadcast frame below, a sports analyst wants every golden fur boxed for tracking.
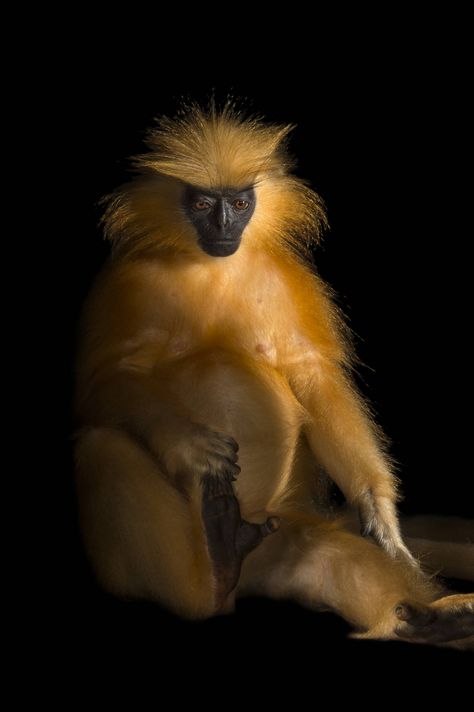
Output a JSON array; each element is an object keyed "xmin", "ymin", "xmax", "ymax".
[
  {"xmin": 75, "ymin": 105, "xmax": 474, "ymax": 645},
  {"xmin": 102, "ymin": 104, "xmax": 327, "ymax": 262}
]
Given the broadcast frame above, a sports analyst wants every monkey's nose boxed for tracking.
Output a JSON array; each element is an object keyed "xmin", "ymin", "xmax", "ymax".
[{"xmin": 214, "ymin": 201, "xmax": 228, "ymax": 228}]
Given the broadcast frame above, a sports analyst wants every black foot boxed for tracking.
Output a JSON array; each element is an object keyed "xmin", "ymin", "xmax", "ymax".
[
  {"xmin": 201, "ymin": 471, "xmax": 279, "ymax": 609},
  {"xmin": 395, "ymin": 595, "xmax": 474, "ymax": 644}
]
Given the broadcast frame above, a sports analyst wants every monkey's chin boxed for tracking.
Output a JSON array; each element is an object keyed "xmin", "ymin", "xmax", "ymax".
[{"xmin": 199, "ymin": 240, "xmax": 241, "ymax": 257}]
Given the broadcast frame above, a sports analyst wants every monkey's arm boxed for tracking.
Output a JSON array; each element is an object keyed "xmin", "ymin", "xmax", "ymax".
[
  {"xmin": 76, "ymin": 367, "xmax": 241, "ymax": 490},
  {"xmin": 287, "ymin": 357, "xmax": 413, "ymax": 560},
  {"xmin": 78, "ymin": 368, "xmax": 188, "ymax": 448},
  {"xmin": 75, "ymin": 263, "xmax": 240, "ymax": 489}
]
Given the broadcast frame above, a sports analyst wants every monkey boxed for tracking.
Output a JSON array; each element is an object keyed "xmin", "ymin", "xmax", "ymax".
[{"xmin": 74, "ymin": 103, "xmax": 474, "ymax": 647}]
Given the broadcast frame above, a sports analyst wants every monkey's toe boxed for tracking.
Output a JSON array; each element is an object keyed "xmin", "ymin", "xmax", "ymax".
[
  {"xmin": 395, "ymin": 594, "xmax": 474, "ymax": 643},
  {"xmin": 395, "ymin": 602, "xmax": 436, "ymax": 626},
  {"xmin": 236, "ymin": 516, "xmax": 280, "ymax": 558},
  {"xmin": 262, "ymin": 516, "xmax": 281, "ymax": 536}
]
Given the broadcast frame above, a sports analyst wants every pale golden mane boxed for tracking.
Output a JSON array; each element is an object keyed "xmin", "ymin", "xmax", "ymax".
[
  {"xmin": 138, "ymin": 103, "xmax": 294, "ymax": 189},
  {"xmin": 102, "ymin": 103, "xmax": 327, "ymax": 260}
]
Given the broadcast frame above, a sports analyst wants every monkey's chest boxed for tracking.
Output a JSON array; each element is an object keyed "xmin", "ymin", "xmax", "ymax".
[
  {"xmin": 162, "ymin": 317, "xmax": 313, "ymax": 373},
  {"xmin": 225, "ymin": 299, "xmax": 317, "ymax": 369},
  {"xmin": 162, "ymin": 331, "xmax": 278, "ymax": 365},
  {"xmin": 155, "ymin": 269, "xmax": 315, "ymax": 370}
]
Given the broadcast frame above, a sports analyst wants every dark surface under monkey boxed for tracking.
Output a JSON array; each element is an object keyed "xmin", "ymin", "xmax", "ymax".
[{"xmin": 73, "ymin": 104, "xmax": 474, "ymax": 648}]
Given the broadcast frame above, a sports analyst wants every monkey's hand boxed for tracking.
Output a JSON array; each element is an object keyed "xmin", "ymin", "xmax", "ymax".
[
  {"xmin": 151, "ymin": 420, "xmax": 241, "ymax": 486},
  {"xmin": 358, "ymin": 489, "xmax": 418, "ymax": 566}
]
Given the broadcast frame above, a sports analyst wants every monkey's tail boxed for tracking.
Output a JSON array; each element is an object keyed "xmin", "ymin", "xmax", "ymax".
[{"xmin": 401, "ymin": 515, "xmax": 474, "ymax": 582}]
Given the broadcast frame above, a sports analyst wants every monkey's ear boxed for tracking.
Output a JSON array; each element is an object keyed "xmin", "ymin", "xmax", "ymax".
[{"xmin": 99, "ymin": 177, "xmax": 172, "ymax": 253}]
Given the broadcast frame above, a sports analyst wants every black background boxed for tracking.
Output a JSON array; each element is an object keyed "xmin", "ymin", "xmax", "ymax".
[{"xmin": 41, "ymin": 20, "xmax": 473, "ymax": 685}]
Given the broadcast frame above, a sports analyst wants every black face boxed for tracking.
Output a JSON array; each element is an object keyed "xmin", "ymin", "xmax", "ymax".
[{"xmin": 182, "ymin": 184, "xmax": 256, "ymax": 257}]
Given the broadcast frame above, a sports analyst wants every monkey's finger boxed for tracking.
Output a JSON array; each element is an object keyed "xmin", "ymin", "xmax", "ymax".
[
  {"xmin": 358, "ymin": 498, "xmax": 375, "ymax": 538},
  {"xmin": 227, "ymin": 463, "xmax": 241, "ymax": 481},
  {"xmin": 229, "ymin": 438, "xmax": 239, "ymax": 452},
  {"xmin": 211, "ymin": 441, "xmax": 240, "ymax": 461},
  {"xmin": 219, "ymin": 435, "xmax": 239, "ymax": 452},
  {"xmin": 205, "ymin": 454, "xmax": 240, "ymax": 478},
  {"xmin": 211, "ymin": 452, "xmax": 240, "ymax": 471},
  {"xmin": 217, "ymin": 458, "xmax": 241, "ymax": 480}
]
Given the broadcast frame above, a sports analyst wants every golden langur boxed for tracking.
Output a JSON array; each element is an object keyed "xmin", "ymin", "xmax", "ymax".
[{"xmin": 75, "ymin": 105, "xmax": 474, "ymax": 646}]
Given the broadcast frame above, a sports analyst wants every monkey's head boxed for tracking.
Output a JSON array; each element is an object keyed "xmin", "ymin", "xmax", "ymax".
[
  {"xmin": 181, "ymin": 184, "xmax": 256, "ymax": 257},
  {"xmin": 103, "ymin": 104, "xmax": 327, "ymax": 260}
]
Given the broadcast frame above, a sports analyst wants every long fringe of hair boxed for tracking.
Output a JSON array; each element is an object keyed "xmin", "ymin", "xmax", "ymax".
[{"xmin": 101, "ymin": 102, "xmax": 328, "ymax": 260}]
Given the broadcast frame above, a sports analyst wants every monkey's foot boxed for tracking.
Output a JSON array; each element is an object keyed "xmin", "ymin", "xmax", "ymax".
[
  {"xmin": 395, "ymin": 593, "xmax": 474, "ymax": 645},
  {"xmin": 201, "ymin": 472, "xmax": 279, "ymax": 611}
]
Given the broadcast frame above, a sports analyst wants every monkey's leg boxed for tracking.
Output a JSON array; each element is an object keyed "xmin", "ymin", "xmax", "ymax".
[
  {"xmin": 345, "ymin": 508, "xmax": 474, "ymax": 581},
  {"xmin": 75, "ymin": 426, "xmax": 215, "ymax": 618},
  {"xmin": 75, "ymin": 427, "xmax": 222, "ymax": 618},
  {"xmin": 75, "ymin": 426, "xmax": 277, "ymax": 617},
  {"xmin": 238, "ymin": 518, "xmax": 474, "ymax": 646},
  {"xmin": 401, "ymin": 515, "xmax": 474, "ymax": 582}
]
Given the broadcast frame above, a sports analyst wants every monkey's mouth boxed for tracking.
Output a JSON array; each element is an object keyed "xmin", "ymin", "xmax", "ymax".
[{"xmin": 199, "ymin": 239, "xmax": 241, "ymax": 257}]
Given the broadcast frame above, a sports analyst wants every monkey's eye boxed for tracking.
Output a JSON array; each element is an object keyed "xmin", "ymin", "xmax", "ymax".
[
  {"xmin": 193, "ymin": 200, "xmax": 211, "ymax": 211},
  {"xmin": 233, "ymin": 199, "xmax": 250, "ymax": 211}
]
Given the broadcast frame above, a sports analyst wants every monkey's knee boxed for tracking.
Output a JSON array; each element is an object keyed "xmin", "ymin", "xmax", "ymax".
[
  {"xmin": 74, "ymin": 427, "xmax": 222, "ymax": 620},
  {"xmin": 74, "ymin": 426, "xmax": 128, "ymax": 479}
]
